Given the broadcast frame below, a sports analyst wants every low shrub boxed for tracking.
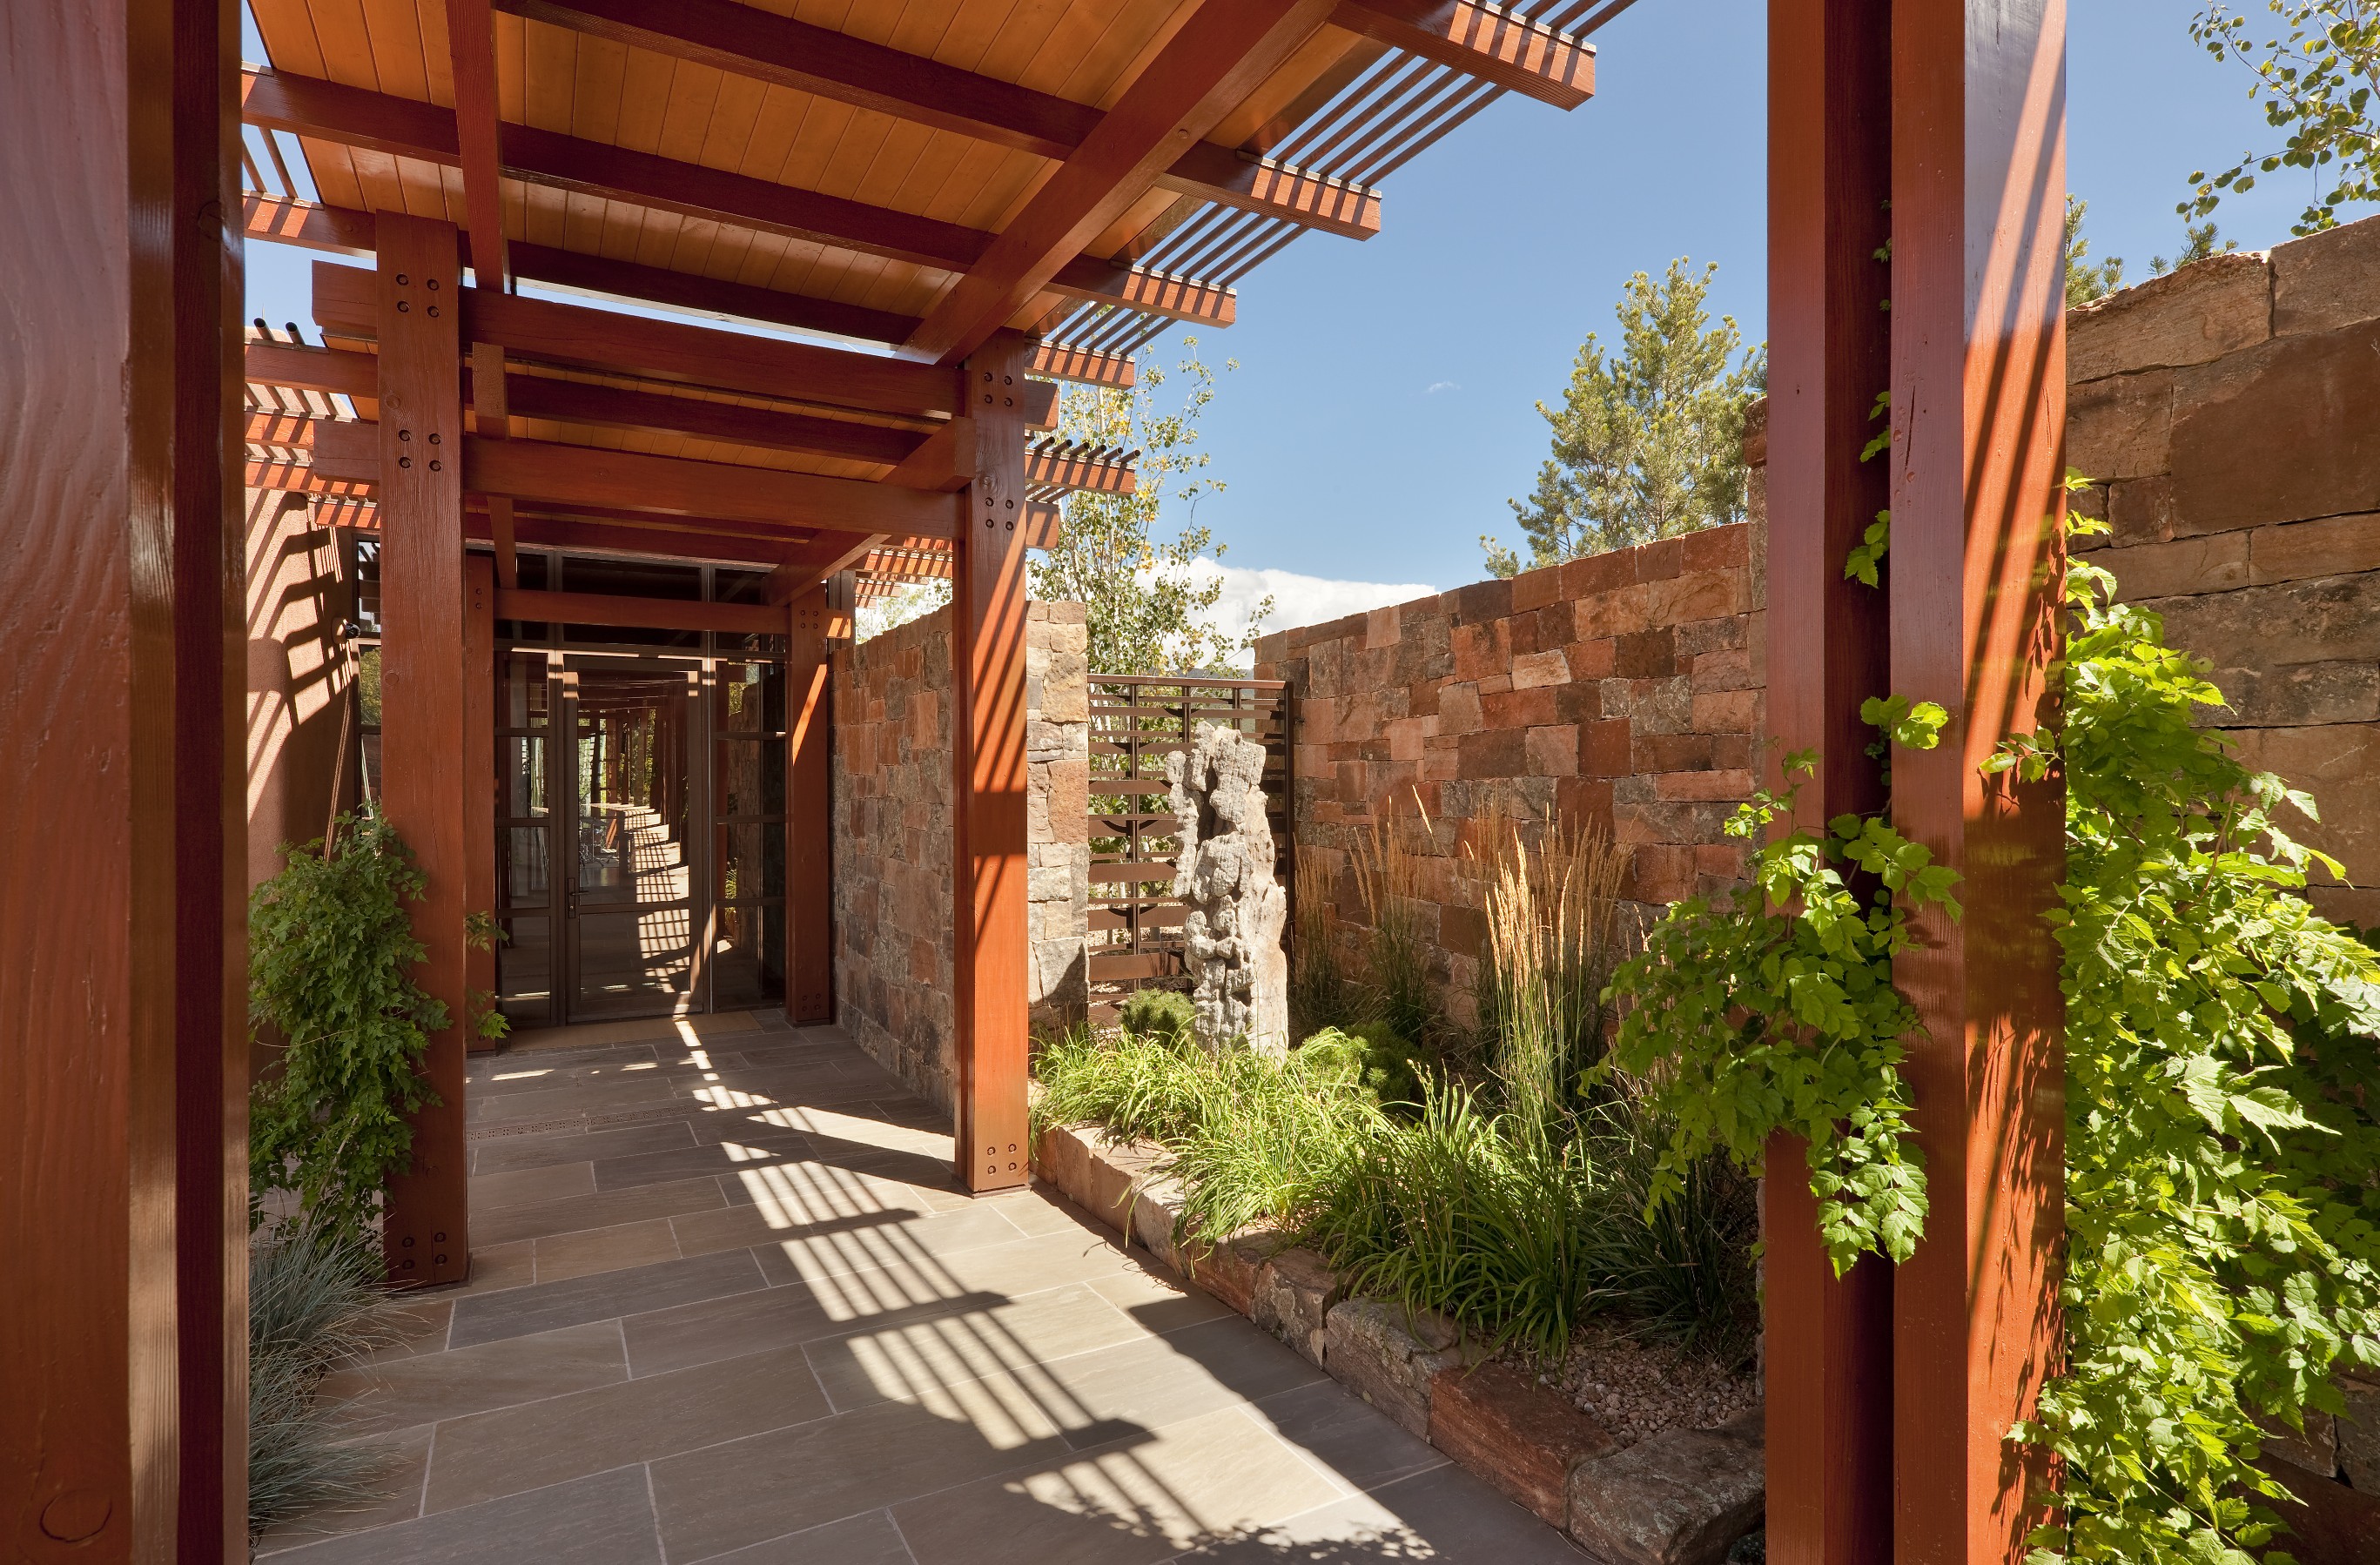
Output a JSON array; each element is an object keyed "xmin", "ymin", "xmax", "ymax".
[
  {"xmin": 1581, "ymin": 1092, "xmax": 1761, "ymax": 1360},
  {"xmin": 1031, "ymin": 1026, "xmax": 1211, "ymax": 1145},
  {"xmin": 1297, "ymin": 1020, "xmax": 1432, "ymax": 1108},
  {"xmin": 1118, "ymin": 987, "xmax": 1195, "ymax": 1047},
  {"xmin": 247, "ymin": 1219, "xmax": 395, "ymax": 1538}
]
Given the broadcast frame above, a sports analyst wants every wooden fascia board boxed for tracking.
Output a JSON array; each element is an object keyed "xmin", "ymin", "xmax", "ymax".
[
  {"xmin": 1328, "ymin": 1, "xmax": 1597, "ymax": 109},
  {"xmin": 904, "ymin": 0, "xmax": 1336, "ymax": 365},
  {"xmin": 244, "ymin": 69, "xmax": 1235, "ymax": 327},
  {"xmin": 495, "ymin": 0, "xmax": 1380, "ymax": 239},
  {"xmin": 243, "ymin": 193, "xmax": 1133, "ymax": 386},
  {"xmin": 463, "ymin": 436, "xmax": 961, "ymax": 538}
]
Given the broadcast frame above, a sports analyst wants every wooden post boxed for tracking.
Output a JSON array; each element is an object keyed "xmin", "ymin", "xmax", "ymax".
[
  {"xmin": 1890, "ymin": 3, "xmax": 2068, "ymax": 1561},
  {"xmin": 786, "ymin": 588, "xmax": 834, "ymax": 1023},
  {"xmin": 952, "ymin": 336, "xmax": 1033, "ymax": 1192},
  {"xmin": 1765, "ymin": 0, "xmax": 1896, "ymax": 1560},
  {"xmin": 464, "ymin": 556, "xmax": 498, "ymax": 1053},
  {"xmin": 2, "ymin": 0, "xmax": 245, "ymax": 1553},
  {"xmin": 370, "ymin": 214, "xmax": 474, "ymax": 1286}
]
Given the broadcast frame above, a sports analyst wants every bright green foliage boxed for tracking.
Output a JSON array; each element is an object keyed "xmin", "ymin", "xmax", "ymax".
[
  {"xmin": 2150, "ymin": 219, "xmax": 2240, "ymax": 275},
  {"xmin": 1299, "ymin": 1021, "xmax": 1433, "ymax": 1107},
  {"xmin": 1119, "ymin": 986, "xmax": 1196, "ymax": 1048},
  {"xmin": 249, "ymin": 809, "xmax": 444, "ymax": 1244},
  {"xmin": 2066, "ymin": 196, "xmax": 2128, "ymax": 307},
  {"xmin": 1481, "ymin": 259, "xmax": 1765, "ymax": 576},
  {"xmin": 1031, "ymin": 343, "xmax": 1267, "ymax": 675},
  {"xmin": 2186, "ymin": 2, "xmax": 2380, "ymax": 234},
  {"xmin": 2000, "ymin": 519, "xmax": 2380, "ymax": 1565},
  {"xmin": 1603, "ymin": 739, "xmax": 1951, "ymax": 1273}
]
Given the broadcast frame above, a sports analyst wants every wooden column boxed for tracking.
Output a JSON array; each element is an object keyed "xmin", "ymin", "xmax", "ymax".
[
  {"xmin": 1890, "ymin": 2, "xmax": 2068, "ymax": 1560},
  {"xmin": 786, "ymin": 588, "xmax": 834, "ymax": 1023},
  {"xmin": 371, "ymin": 214, "xmax": 473, "ymax": 1286},
  {"xmin": 463, "ymin": 556, "xmax": 498, "ymax": 1053},
  {"xmin": 952, "ymin": 337, "xmax": 1033, "ymax": 1192},
  {"xmin": 2, "ymin": 0, "xmax": 245, "ymax": 1555},
  {"xmin": 1765, "ymin": 0, "xmax": 1895, "ymax": 1560}
]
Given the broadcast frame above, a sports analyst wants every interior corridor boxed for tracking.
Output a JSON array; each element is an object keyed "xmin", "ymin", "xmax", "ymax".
[{"xmin": 256, "ymin": 1013, "xmax": 1584, "ymax": 1563}]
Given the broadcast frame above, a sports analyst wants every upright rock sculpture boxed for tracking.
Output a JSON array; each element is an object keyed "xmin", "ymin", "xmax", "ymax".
[{"xmin": 1166, "ymin": 722, "xmax": 1288, "ymax": 1056}]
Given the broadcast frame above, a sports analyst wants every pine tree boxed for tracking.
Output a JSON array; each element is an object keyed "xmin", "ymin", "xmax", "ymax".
[{"xmin": 1482, "ymin": 259, "xmax": 1765, "ymax": 576}]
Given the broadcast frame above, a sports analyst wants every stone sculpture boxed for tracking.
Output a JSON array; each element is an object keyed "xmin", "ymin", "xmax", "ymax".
[{"xmin": 1166, "ymin": 722, "xmax": 1288, "ymax": 1056}]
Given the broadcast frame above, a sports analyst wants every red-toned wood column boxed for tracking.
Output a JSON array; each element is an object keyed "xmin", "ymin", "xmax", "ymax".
[
  {"xmin": 2, "ymin": 0, "xmax": 245, "ymax": 1555},
  {"xmin": 1765, "ymin": 0, "xmax": 1896, "ymax": 1560},
  {"xmin": 463, "ymin": 556, "xmax": 498, "ymax": 1053},
  {"xmin": 1890, "ymin": 3, "xmax": 2068, "ymax": 1561},
  {"xmin": 785, "ymin": 588, "xmax": 834, "ymax": 1023},
  {"xmin": 952, "ymin": 337, "xmax": 1034, "ymax": 1192},
  {"xmin": 372, "ymin": 214, "xmax": 474, "ymax": 1286}
]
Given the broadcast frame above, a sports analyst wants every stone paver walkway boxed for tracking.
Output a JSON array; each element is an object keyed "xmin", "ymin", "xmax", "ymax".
[{"xmin": 259, "ymin": 1011, "xmax": 1583, "ymax": 1563}]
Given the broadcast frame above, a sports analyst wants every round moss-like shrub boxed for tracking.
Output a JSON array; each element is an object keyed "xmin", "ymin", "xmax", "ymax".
[
  {"xmin": 1295, "ymin": 1021, "xmax": 1431, "ymax": 1106},
  {"xmin": 1118, "ymin": 987, "xmax": 1195, "ymax": 1046}
]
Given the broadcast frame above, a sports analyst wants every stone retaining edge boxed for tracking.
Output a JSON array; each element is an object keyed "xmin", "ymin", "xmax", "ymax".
[{"xmin": 1032, "ymin": 1121, "xmax": 1765, "ymax": 1565}]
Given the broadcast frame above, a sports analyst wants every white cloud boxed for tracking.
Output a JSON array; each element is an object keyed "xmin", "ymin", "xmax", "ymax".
[
  {"xmin": 1426, "ymin": 380, "xmax": 1460, "ymax": 393},
  {"xmin": 1165, "ymin": 559, "xmax": 1437, "ymax": 666}
]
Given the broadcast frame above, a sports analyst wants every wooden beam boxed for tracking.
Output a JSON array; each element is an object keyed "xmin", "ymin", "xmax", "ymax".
[
  {"xmin": 1330, "ymin": 1, "xmax": 1597, "ymax": 109},
  {"xmin": 244, "ymin": 69, "xmax": 1239, "ymax": 326},
  {"xmin": 1764, "ymin": 0, "xmax": 1895, "ymax": 1559},
  {"xmin": 885, "ymin": 418, "xmax": 978, "ymax": 493},
  {"xmin": 492, "ymin": 588, "xmax": 793, "ymax": 636},
  {"xmin": 495, "ymin": 0, "xmax": 1382, "ymax": 239},
  {"xmin": 468, "ymin": 512, "xmax": 810, "ymax": 566},
  {"xmin": 786, "ymin": 589, "xmax": 834, "ymax": 1023},
  {"xmin": 372, "ymin": 213, "xmax": 472, "ymax": 1289},
  {"xmin": 761, "ymin": 532, "xmax": 891, "ymax": 605},
  {"xmin": 463, "ymin": 558, "xmax": 499, "ymax": 1054},
  {"xmin": 246, "ymin": 339, "xmax": 375, "ymax": 399},
  {"xmin": 464, "ymin": 437, "xmax": 960, "ymax": 536},
  {"xmin": 499, "ymin": 376, "xmax": 924, "ymax": 467},
  {"xmin": 1888, "ymin": 3, "xmax": 2067, "ymax": 1559},
  {"xmin": 952, "ymin": 335, "xmax": 1037, "ymax": 1192},
  {"xmin": 471, "ymin": 342, "xmax": 519, "ymax": 586},
  {"xmin": 313, "ymin": 263, "xmax": 967, "ymax": 420},
  {"xmin": 445, "ymin": 0, "xmax": 510, "ymax": 290},
  {"xmin": 904, "ymin": 1, "xmax": 1332, "ymax": 364}
]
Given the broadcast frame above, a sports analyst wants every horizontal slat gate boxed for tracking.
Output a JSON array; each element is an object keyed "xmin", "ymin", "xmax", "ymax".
[{"xmin": 1086, "ymin": 674, "xmax": 1292, "ymax": 1024}]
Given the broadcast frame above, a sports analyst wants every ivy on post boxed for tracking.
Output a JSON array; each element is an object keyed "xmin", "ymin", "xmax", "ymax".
[{"xmin": 1887, "ymin": 1, "xmax": 2069, "ymax": 1557}]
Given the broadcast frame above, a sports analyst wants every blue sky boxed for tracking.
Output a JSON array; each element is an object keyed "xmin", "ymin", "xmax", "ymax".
[{"xmin": 245, "ymin": 3, "xmax": 2369, "ymax": 635}]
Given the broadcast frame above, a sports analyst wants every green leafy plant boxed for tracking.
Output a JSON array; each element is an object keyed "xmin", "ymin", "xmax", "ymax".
[
  {"xmin": 247, "ymin": 1218, "xmax": 397, "ymax": 1538},
  {"xmin": 2186, "ymin": 1, "xmax": 2380, "ymax": 234},
  {"xmin": 1119, "ymin": 987, "xmax": 1195, "ymax": 1049},
  {"xmin": 249, "ymin": 809, "xmax": 445, "ymax": 1245},
  {"xmin": 1297, "ymin": 1021, "xmax": 1433, "ymax": 1108},
  {"xmin": 2066, "ymin": 195, "xmax": 2128, "ymax": 306}
]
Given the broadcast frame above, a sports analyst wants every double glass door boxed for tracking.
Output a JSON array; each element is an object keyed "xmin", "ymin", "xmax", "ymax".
[{"xmin": 494, "ymin": 654, "xmax": 791, "ymax": 1026}]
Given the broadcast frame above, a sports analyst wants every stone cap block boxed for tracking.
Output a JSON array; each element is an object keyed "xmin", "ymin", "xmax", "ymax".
[
  {"xmin": 1427, "ymin": 1358, "xmax": 1617, "ymax": 1525},
  {"xmin": 2272, "ymin": 212, "xmax": 2380, "ymax": 337},
  {"xmin": 1567, "ymin": 1409, "xmax": 1765, "ymax": 1565},
  {"xmin": 2068, "ymin": 250, "xmax": 2270, "ymax": 382}
]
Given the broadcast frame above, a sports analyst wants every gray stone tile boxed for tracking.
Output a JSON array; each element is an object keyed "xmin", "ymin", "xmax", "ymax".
[
  {"xmin": 361, "ymin": 1297, "xmax": 454, "ymax": 1362},
  {"xmin": 1247, "ymin": 1380, "xmax": 1448, "ymax": 1494},
  {"xmin": 252, "ymin": 1423, "xmax": 430, "ymax": 1553},
  {"xmin": 449, "ymin": 1249, "xmax": 766, "ymax": 1348},
  {"xmin": 888, "ymin": 1404, "xmax": 1347, "ymax": 1565},
  {"xmin": 589, "ymin": 1131, "xmax": 817, "ymax": 1193},
  {"xmin": 467, "ymin": 1159, "xmax": 594, "ymax": 1211},
  {"xmin": 1086, "ymin": 1267, "xmax": 1238, "ymax": 1336},
  {"xmin": 621, "ymin": 1267, "xmax": 1012, "ymax": 1380},
  {"xmin": 467, "ymin": 1118, "xmax": 696, "ymax": 1176},
  {"xmin": 453, "ymin": 1239, "xmax": 535, "ymax": 1296},
  {"xmin": 803, "ymin": 1282, "xmax": 1153, "ymax": 1412},
  {"xmin": 319, "ymin": 1320, "xmax": 626, "ymax": 1434},
  {"xmin": 534, "ymin": 1218, "xmax": 682, "ymax": 1283},
  {"xmin": 470, "ymin": 1073, "xmax": 684, "ymax": 1123},
  {"xmin": 473, "ymin": 1175, "xmax": 727, "ymax": 1246},
  {"xmin": 424, "ymin": 1344, "xmax": 832, "ymax": 1513},
  {"xmin": 1173, "ymin": 1462, "xmax": 1586, "ymax": 1562},
  {"xmin": 649, "ymin": 1367, "xmax": 1072, "ymax": 1562},
  {"xmin": 1025, "ymin": 1318, "xmax": 1329, "ymax": 1449},
  {"xmin": 467, "ymin": 1041, "xmax": 658, "ymax": 1077},
  {"xmin": 693, "ymin": 1199, "xmax": 1039, "ymax": 1288},
  {"xmin": 685, "ymin": 1508, "xmax": 918, "ymax": 1565},
  {"xmin": 258, "ymin": 1465, "xmax": 662, "ymax": 1565}
]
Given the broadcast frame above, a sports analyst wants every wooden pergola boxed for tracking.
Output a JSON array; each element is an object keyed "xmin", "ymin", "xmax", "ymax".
[{"xmin": 3, "ymin": 0, "xmax": 2069, "ymax": 1559}]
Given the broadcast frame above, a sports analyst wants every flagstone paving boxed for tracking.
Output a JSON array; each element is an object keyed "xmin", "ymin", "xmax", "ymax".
[{"xmin": 259, "ymin": 1011, "xmax": 1583, "ymax": 1563}]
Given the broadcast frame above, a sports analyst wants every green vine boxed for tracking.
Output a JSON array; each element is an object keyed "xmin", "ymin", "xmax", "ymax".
[
  {"xmin": 1609, "ymin": 476, "xmax": 2380, "ymax": 1564},
  {"xmin": 249, "ymin": 808, "xmax": 446, "ymax": 1245}
]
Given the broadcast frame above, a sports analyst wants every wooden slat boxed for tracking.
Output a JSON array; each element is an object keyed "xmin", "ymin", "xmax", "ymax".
[
  {"xmin": 463, "ymin": 437, "xmax": 960, "ymax": 536},
  {"xmin": 246, "ymin": 339, "xmax": 376, "ymax": 398},
  {"xmin": 1330, "ymin": 1, "xmax": 1598, "ymax": 109},
  {"xmin": 246, "ymin": 69, "xmax": 1240, "ymax": 328},
  {"xmin": 904, "ymin": 0, "xmax": 1332, "ymax": 363},
  {"xmin": 1087, "ymin": 953, "xmax": 1178, "ymax": 982},
  {"xmin": 1087, "ymin": 863, "xmax": 1179, "ymax": 884},
  {"xmin": 372, "ymin": 214, "xmax": 471, "ymax": 1289},
  {"xmin": 1027, "ymin": 441, "xmax": 1135, "ymax": 494},
  {"xmin": 491, "ymin": 588, "xmax": 794, "ymax": 635},
  {"xmin": 494, "ymin": 0, "xmax": 1382, "ymax": 239}
]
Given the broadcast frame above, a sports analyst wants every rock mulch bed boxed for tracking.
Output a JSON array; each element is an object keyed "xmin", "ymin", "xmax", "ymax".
[{"xmin": 1035, "ymin": 1123, "xmax": 1765, "ymax": 1565}]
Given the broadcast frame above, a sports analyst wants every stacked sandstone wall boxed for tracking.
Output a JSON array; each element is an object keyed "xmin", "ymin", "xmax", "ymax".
[
  {"xmin": 2064, "ymin": 217, "xmax": 2380, "ymax": 930},
  {"xmin": 1251, "ymin": 520, "xmax": 1766, "ymax": 1028},
  {"xmin": 831, "ymin": 601, "xmax": 1089, "ymax": 1108}
]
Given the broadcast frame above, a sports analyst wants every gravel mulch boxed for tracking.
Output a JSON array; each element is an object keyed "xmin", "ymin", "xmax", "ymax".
[{"xmin": 1519, "ymin": 1320, "xmax": 1761, "ymax": 1451}]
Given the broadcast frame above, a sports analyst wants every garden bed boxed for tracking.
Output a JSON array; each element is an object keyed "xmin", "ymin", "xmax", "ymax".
[{"xmin": 1034, "ymin": 1121, "xmax": 1765, "ymax": 1565}]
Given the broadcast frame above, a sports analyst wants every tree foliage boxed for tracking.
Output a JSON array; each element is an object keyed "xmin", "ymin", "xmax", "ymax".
[
  {"xmin": 249, "ymin": 809, "xmax": 445, "ymax": 1244},
  {"xmin": 1031, "ymin": 343, "xmax": 1268, "ymax": 675},
  {"xmin": 1481, "ymin": 258, "xmax": 1765, "ymax": 576},
  {"xmin": 2066, "ymin": 196, "xmax": 2129, "ymax": 307},
  {"xmin": 2187, "ymin": 1, "xmax": 2380, "ymax": 233}
]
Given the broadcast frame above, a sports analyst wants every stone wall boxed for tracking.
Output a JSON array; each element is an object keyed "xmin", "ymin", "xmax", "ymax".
[
  {"xmin": 1252, "ymin": 521, "xmax": 1766, "ymax": 1027},
  {"xmin": 2065, "ymin": 215, "xmax": 2380, "ymax": 930},
  {"xmin": 832, "ymin": 601, "xmax": 1089, "ymax": 1109}
]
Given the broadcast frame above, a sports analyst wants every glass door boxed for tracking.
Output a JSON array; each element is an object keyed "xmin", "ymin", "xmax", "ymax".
[{"xmin": 562, "ymin": 665, "xmax": 700, "ymax": 1018}]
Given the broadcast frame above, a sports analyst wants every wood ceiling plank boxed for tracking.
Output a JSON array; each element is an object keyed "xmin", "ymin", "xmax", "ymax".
[{"xmin": 904, "ymin": 0, "xmax": 1333, "ymax": 363}]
